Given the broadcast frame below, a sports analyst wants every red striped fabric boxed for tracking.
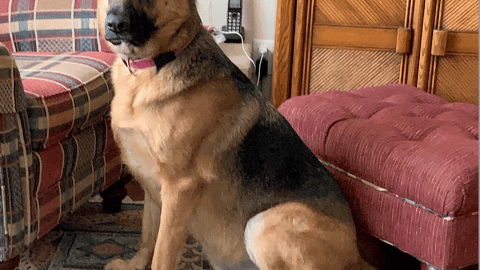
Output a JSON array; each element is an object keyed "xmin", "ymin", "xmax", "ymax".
[
  {"xmin": 329, "ymin": 166, "xmax": 478, "ymax": 269},
  {"xmin": 278, "ymin": 84, "xmax": 478, "ymax": 269}
]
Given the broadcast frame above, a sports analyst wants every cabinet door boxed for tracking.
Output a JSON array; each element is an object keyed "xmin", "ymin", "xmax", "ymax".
[
  {"xmin": 418, "ymin": 0, "xmax": 478, "ymax": 104},
  {"xmin": 297, "ymin": 0, "xmax": 423, "ymax": 96}
]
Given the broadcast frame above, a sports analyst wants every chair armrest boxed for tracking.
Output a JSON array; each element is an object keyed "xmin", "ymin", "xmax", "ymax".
[
  {"xmin": 0, "ymin": 42, "xmax": 34, "ymax": 261},
  {"xmin": 0, "ymin": 43, "xmax": 27, "ymax": 114}
]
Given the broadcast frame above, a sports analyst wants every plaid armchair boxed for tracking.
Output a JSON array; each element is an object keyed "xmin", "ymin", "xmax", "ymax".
[{"xmin": 0, "ymin": 0, "xmax": 123, "ymax": 262}]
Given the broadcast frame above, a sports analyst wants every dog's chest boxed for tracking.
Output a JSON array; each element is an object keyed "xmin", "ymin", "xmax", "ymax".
[
  {"xmin": 110, "ymin": 86, "xmax": 173, "ymax": 181},
  {"xmin": 116, "ymin": 126, "xmax": 160, "ymax": 178}
]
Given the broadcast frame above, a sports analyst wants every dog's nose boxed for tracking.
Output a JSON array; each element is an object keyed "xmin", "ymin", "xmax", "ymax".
[{"xmin": 105, "ymin": 8, "xmax": 130, "ymax": 34}]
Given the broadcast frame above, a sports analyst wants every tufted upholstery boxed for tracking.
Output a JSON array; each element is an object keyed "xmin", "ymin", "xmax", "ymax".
[{"xmin": 278, "ymin": 84, "xmax": 478, "ymax": 269}]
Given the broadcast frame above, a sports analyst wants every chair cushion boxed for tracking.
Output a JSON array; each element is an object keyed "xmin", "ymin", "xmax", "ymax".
[
  {"xmin": 279, "ymin": 84, "xmax": 478, "ymax": 218},
  {"xmin": 13, "ymin": 51, "xmax": 116, "ymax": 150}
]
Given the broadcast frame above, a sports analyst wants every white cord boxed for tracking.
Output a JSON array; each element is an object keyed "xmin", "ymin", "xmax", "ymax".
[
  {"xmin": 256, "ymin": 51, "xmax": 265, "ymax": 86},
  {"xmin": 218, "ymin": 30, "xmax": 256, "ymax": 68}
]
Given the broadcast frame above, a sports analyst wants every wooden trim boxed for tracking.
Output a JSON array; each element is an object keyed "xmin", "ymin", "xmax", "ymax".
[
  {"xmin": 445, "ymin": 32, "xmax": 479, "ymax": 54},
  {"xmin": 289, "ymin": 0, "xmax": 316, "ymax": 97},
  {"xmin": 404, "ymin": 0, "xmax": 414, "ymax": 28},
  {"xmin": 431, "ymin": 30, "xmax": 448, "ymax": 56},
  {"xmin": 312, "ymin": 25, "xmax": 399, "ymax": 51},
  {"xmin": 301, "ymin": 0, "xmax": 316, "ymax": 95},
  {"xmin": 291, "ymin": 0, "xmax": 310, "ymax": 98},
  {"xmin": 396, "ymin": 28, "xmax": 412, "ymax": 54},
  {"xmin": 399, "ymin": 0, "xmax": 414, "ymax": 83},
  {"xmin": 272, "ymin": 0, "xmax": 296, "ymax": 107},
  {"xmin": 417, "ymin": 0, "xmax": 438, "ymax": 90},
  {"xmin": 426, "ymin": 0, "xmax": 444, "ymax": 94},
  {"xmin": 406, "ymin": 0, "xmax": 426, "ymax": 86}
]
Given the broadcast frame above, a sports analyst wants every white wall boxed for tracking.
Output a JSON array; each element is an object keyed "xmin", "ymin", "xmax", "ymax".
[
  {"xmin": 196, "ymin": 0, "xmax": 277, "ymax": 45},
  {"xmin": 196, "ymin": 0, "xmax": 277, "ymax": 98}
]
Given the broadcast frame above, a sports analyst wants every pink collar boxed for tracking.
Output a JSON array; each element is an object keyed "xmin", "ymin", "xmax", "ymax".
[
  {"xmin": 122, "ymin": 57, "xmax": 157, "ymax": 72},
  {"xmin": 122, "ymin": 25, "xmax": 204, "ymax": 74}
]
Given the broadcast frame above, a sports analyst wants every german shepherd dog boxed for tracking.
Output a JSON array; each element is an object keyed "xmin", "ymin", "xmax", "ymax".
[{"xmin": 98, "ymin": 0, "xmax": 374, "ymax": 269}]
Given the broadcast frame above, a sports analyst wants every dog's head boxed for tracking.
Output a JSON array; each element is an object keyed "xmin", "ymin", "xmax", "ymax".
[{"xmin": 98, "ymin": 0, "xmax": 201, "ymax": 58}]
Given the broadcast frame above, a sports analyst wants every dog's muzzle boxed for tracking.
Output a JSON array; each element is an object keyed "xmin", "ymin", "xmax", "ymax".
[
  {"xmin": 104, "ymin": 3, "xmax": 155, "ymax": 47},
  {"xmin": 105, "ymin": 11, "xmax": 131, "ymax": 45}
]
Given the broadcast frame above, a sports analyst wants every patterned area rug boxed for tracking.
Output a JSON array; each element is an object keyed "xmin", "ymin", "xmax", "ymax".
[
  {"xmin": 13, "ymin": 183, "xmax": 431, "ymax": 270},
  {"xmin": 15, "ymin": 197, "xmax": 210, "ymax": 270}
]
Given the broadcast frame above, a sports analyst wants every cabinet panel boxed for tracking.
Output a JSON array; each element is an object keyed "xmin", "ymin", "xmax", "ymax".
[
  {"xmin": 309, "ymin": 48, "xmax": 402, "ymax": 93},
  {"xmin": 311, "ymin": 26, "xmax": 399, "ymax": 51},
  {"xmin": 272, "ymin": 0, "xmax": 477, "ymax": 107},
  {"xmin": 435, "ymin": 55, "xmax": 478, "ymax": 104},
  {"xmin": 442, "ymin": 0, "xmax": 478, "ymax": 31},
  {"xmin": 296, "ymin": 0, "xmax": 419, "ymax": 95},
  {"xmin": 313, "ymin": 0, "xmax": 407, "ymax": 27},
  {"xmin": 418, "ymin": 0, "xmax": 478, "ymax": 104}
]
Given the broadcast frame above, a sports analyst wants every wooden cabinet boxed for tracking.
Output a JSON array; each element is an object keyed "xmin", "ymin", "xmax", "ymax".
[
  {"xmin": 418, "ymin": 0, "xmax": 478, "ymax": 104},
  {"xmin": 272, "ymin": 0, "xmax": 478, "ymax": 106}
]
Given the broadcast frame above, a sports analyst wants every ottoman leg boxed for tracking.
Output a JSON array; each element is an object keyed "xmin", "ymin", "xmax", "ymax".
[
  {"xmin": 0, "ymin": 256, "xmax": 19, "ymax": 270},
  {"xmin": 100, "ymin": 174, "xmax": 132, "ymax": 213}
]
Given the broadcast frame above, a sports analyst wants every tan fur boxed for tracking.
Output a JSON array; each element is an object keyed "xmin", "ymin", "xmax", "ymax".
[
  {"xmin": 109, "ymin": 56, "xmax": 252, "ymax": 270},
  {"xmin": 248, "ymin": 202, "xmax": 371, "ymax": 270},
  {"xmin": 98, "ymin": 0, "xmax": 374, "ymax": 269}
]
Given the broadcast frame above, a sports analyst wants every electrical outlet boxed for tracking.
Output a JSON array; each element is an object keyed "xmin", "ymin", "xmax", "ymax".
[{"xmin": 253, "ymin": 39, "xmax": 274, "ymax": 75}]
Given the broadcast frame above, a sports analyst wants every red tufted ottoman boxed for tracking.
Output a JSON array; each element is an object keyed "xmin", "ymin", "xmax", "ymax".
[{"xmin": 277, "ymin": 84, "xmax": 478, "ymax": 270}]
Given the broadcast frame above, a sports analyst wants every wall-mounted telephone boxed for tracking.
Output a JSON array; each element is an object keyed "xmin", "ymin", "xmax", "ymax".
[{"xmin": 221, "ymin": 0, "xmax": 245, "ymax": 43}]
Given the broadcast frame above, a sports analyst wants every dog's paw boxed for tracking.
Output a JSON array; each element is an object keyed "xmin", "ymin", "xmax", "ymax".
[
  {"xmin": 104, "ymin": 258, "xmax": 146, "ymax": 270},
  {"xmin": 105, "ymin": 245, "xmax": 153, "ymax": 270},
  {"xmin": 104, "ymin": 258, "xmax": 128, "ymax": 270}
]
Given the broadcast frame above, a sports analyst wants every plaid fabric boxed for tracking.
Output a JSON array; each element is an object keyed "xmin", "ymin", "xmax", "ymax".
[
  {"xmin": 0, "ymin": 42, "xmax": 34, "ymax": 261},
  {"xmin": 0, "ymin": 43, "xmax": 122, "ymax": 261},
  {"xmin": 31, "ymin": 119, "xmax": 122, "ymax": 239},
  {"xmin": 13, "ymin": 51, "xmax": 116, "ymax": 150},
  {"xmin": 0, "ymin": 0, "xmax": 124, "ymax": 261},
  {"xmin": 278, "ymin": 84, "xmax": 479, "ymax": 269},
  {"xmin": 0, "ymin": 0, "xmax": 112, "ymax": 53}
]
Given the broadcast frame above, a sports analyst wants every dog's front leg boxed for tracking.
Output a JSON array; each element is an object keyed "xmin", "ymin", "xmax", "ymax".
[
  {"xmin": 105, "ymin": 192, "xmax": 160, "ymax": 270},
  {"xmin": 151, "ymin": 177, "xmax": 205, "ymax": 270}
]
